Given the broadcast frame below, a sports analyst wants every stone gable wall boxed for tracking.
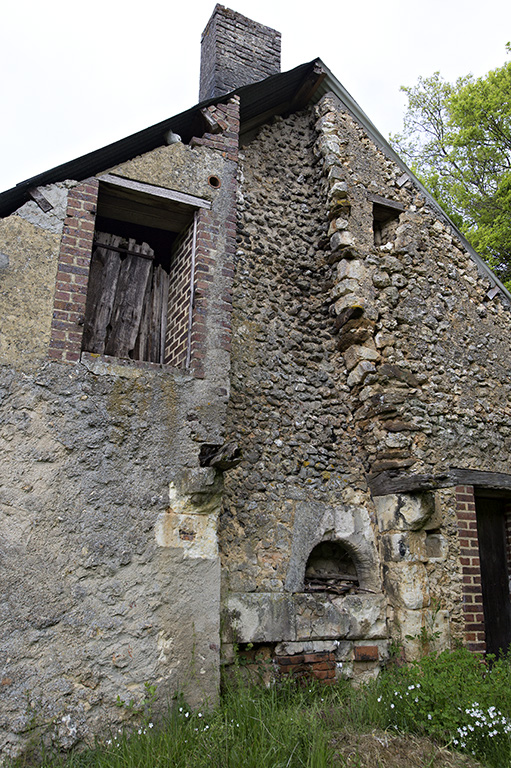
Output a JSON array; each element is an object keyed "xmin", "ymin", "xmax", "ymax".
[
  {"xmin": 220, "ymin": 94, "xmax": 511, "ymax": 676},
  {"xmin": 220, "ymin": 107, "xmax": 386, "ymax": 679}
]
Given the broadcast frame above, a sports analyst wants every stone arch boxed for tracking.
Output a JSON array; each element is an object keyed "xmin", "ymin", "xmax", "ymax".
[
  {"xmin": 284, "ymin": 499, "xmax": 380, "ymax": 593},
  {"xmin": 304, "ymin": 539, "xmax": 358, "ymax": 593}
]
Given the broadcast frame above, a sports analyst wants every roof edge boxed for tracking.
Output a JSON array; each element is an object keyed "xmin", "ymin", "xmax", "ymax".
[{"xmin": 311, "ymin": 61, "xmax": 511, "ymax": 305}]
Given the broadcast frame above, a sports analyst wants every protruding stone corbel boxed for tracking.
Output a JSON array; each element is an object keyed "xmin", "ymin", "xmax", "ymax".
[{"xmin": 199, "ymin": 441, "xmax": 242, "ymax": 471}]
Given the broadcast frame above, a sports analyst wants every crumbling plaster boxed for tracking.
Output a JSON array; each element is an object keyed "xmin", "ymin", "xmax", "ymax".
[{"xmin": 0, "ymin": 216, "xmax": 61, "ymax": 367}]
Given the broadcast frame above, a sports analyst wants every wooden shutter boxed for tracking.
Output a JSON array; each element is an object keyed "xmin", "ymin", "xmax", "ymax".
[{"xmin": 82, "ymin": 232, "xmax": 168, "ymax": 363}]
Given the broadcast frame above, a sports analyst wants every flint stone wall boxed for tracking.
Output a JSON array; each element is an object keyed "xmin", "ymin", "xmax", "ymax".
[{"xmin": 220, "ymin": 95, "xmax": 511, "ymax": 671}]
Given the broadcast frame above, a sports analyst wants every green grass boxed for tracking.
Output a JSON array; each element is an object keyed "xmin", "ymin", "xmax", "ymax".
[{"xmin": 9, "ymin": 648, "xmax": 511, "ymax": 768}]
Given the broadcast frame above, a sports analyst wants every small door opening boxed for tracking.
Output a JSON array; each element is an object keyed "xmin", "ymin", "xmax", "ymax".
[{"xmin": 475, "ymin": 495, "xmax": 511, "ymax": 655}]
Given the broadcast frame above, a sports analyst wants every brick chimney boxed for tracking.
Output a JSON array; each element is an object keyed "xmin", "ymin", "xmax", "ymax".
[{"xmin": 199, "ymin": 5, "xmax": 281, "ymax": 101}]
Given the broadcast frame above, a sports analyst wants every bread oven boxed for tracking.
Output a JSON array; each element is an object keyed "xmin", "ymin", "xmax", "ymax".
[{"xmin": 304, "ymin": 540, "xmax": 360, "ymax": 595}]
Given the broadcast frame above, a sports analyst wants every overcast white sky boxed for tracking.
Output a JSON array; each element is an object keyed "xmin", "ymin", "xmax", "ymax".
[{"xmin": 1, "ymin": 0, "xmax": 510, "ymax": 192}]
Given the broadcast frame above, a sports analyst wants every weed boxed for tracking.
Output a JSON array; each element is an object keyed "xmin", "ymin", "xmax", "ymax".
[{"xmin": 8, "ymin": 649, "xmax": 511, "ymax": 767}]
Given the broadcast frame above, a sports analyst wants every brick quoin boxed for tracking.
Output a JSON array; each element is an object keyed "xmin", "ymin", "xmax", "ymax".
[
  {"xmin": 49, "ymin": 179, "xmax": 98, "ymax": 363},
  {"xmin": 455, "ymin": 485, "xmax": 486, "ymax": 653},
  {"xmin": 188, "ymin": 96, "xmax": 239, "ymax": 378}
]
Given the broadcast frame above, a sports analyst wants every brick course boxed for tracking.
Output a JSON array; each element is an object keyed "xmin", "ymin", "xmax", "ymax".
[
  {"xmin": 275, "ymin": 651, "xmax": 336, "ymax": 683},
  {"xmin": 49, "ymin": 179, "xmax": 98, "ymax": 363},
  {"xmin": 455, "ymin": 485, "xmax": 486, "ymax": 653}
]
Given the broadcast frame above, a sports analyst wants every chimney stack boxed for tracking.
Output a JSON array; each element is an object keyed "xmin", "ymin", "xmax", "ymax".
[{"xmin": 199, "ymin": 5, "xmax": 281, "ymax": 102}]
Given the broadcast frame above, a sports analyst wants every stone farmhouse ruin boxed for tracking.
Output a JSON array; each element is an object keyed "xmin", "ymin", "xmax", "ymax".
[{"xmin": 2, "ymin": 4, "xmax": 511, "ymax": 756}]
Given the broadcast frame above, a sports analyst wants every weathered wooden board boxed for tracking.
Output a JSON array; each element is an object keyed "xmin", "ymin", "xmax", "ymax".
[
  {"xmin": 82, "ymin": 232, "xmax": 122, "ymax": 354},
  {"xmin": 132, "ymin": 263, "xmax": 154, "ymax": 362},
  {"xmin": 104, "ymin": 239, "xmax": 153, "ymax": 358},
  {"xmin": 367, "ymin": 193, "xmax": 406, "ymax": 211},
  {"xmin": 98, "ymin": 173, "xmax": 211, "ymax": 209},
  {"xmin": 133, "ymin": 263, "xmax": 169, "ymax": 363},
  {"xmin": 369, "ymin": 468, "xmax": 511, "ymax": 496}
]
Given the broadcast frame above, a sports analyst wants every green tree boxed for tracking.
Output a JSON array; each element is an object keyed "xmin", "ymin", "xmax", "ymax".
[{"xmin": 391, "ymin": 50, "xmax": 511, "ymax": 286}]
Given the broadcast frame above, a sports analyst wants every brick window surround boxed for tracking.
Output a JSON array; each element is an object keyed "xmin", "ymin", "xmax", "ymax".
[{"xmin": 48, "ymin": 97, "xmax": 239, "ymax": 374}]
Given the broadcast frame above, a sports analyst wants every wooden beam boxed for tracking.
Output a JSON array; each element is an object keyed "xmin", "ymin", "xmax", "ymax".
[
  {"xmin": 92, "ymin": 240, "xmax": 155, "ymax": 260},
  {"xmin": 98, "ymin": 174, "xmax": 211, "ymax": 210},
  {"xmin": 367, "ymin": 193, "xmax": 406, "ymax": 212},
  {"xmin": 369, "ymin": 468, "xmax": 511, "ymax": 496},
  {"xmin": 29, "ymin": 187, "xmax": 53, "ymax": 212},
  {"xmin": 288, "ymin": 62, "xmax": 327, "ymax": 113}
]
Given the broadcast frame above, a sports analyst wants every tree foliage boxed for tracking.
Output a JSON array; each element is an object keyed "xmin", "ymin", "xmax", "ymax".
[{"xmin": 391, "ymin": 50, "xmax": 511, "ymax": 285}]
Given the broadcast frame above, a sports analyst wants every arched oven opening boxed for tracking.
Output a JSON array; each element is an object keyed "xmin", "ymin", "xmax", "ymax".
[{"xmin": 304, "ymin": 541, "xmax": 359, "ymax": 595}]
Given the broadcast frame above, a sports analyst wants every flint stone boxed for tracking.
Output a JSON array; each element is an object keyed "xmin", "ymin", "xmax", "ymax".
[
  {"xmin": 318, "ymin": 136, "xmax": 341, "ymax": 155},
  {"xmin": 374, "ymin": 493, "xmax": 435, "ymax": 532},
  {"xmin": 331, "ymin": 279, "xmax": 360, "ymax": 299},
  {"xmin": 372, "ymin": 271, "xmax": 391, "ymax": 288},
  {"xmin": 347, "ymin": 360, "xmax": 376, "ymax": 387},
  {"xmin": 343, "ymin": 344, "xmax": 379, "ymax": 372},
  {"xmin": 328, "ymin": 166, "xmax": 344, "ymax": 180},
  {"xmin": 329, "ymin": 181, "xmax": 348, "ymax": 199},
  {"xmin": 334, "ymin": 217, "xmax": 349, "ymax": 231},
  {"xmin": 330, "ymin": 230, "xmax": 355, "ymax": 252},
  {"xmin": 334, "ymin": 294, "xmax": 367, "ymax": 316},
  {"xmin": 381, "ymin": 255, "xmax": 403, "ymax": 273},
  {"xmin": 337, "ymin": 259, "xmax": 365, "ymax": 281},
  {"xmin": 384, "ymin": 561, "xmax": 430, "ymax": 610},
  {"xmin": 425, "ymin": 532, "xmax": 448, "ymax": 560}
]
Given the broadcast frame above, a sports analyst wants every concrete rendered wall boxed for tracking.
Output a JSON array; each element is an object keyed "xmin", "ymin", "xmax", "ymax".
[{"xmin": 0, "ymin": 119, "xmax": 237, "ymax": 758}]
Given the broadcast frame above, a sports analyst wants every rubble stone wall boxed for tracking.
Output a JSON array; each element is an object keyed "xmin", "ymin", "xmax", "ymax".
[
  {"xmin": 220, "ymin": 106, "xmax": 386, "ymax": 678},
  {"xmin": 220, "ymin": 95, "xmax": 511, "ymax": 674}
]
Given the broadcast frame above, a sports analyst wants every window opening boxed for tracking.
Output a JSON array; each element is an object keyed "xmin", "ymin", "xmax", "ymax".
[
  {"xmin": 373, "ymin": 203, "xmax": 401, "ymax": 247},
  {"xmin": 82, "ymin": 216, "xmax": 175, "ymax": 363},
  {"xmin": 304, "ymin": 541, "xmax": 359, "ymax": 595},
  {"xmin": 369, "ymin": 194, "xmax": 405, "ymax": 247},
  {"xmin": 81, "ymin": 177, "xmax": 206, "ymax": 365}
]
